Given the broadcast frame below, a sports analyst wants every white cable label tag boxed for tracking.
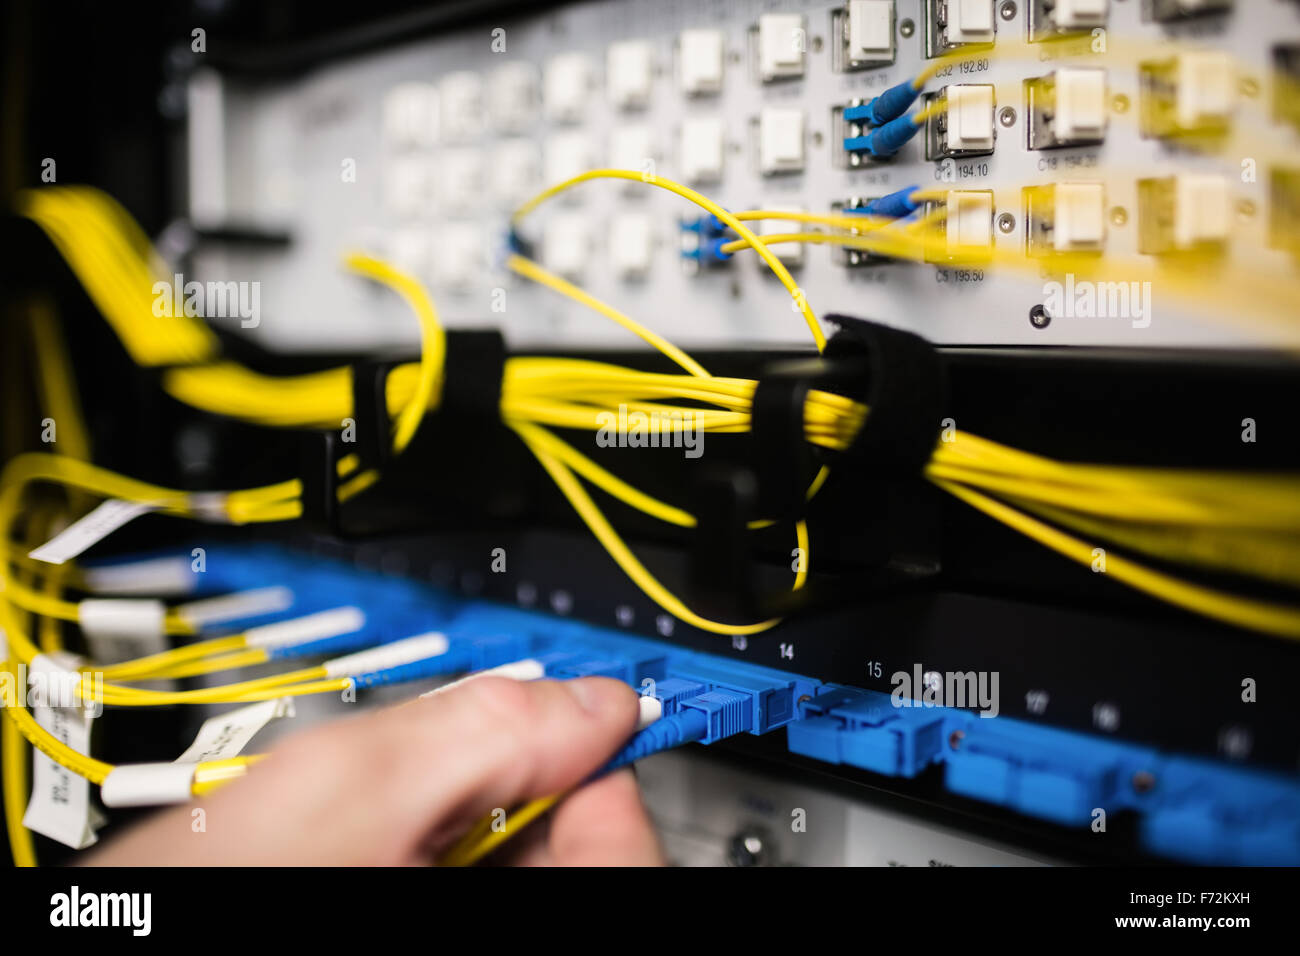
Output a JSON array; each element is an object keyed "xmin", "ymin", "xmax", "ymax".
[
  {"xmin": 101, "ymin": 698, "xmax": 293, "ymax": 807},
  {"xmin": 174, "ymin": 586, "xmax": 295, "ymax": 628},
  {"xmin": 175, "ymin": 697, "xmax": 294, "ymax": 764},
  {"xmin": 83, "ymin": 555, "xmax": 196, "ymax": 596},
  {"xmin": 28, "ymin": 500, "xmax": 158, "ymax": 565},
  {"xmin": 100, "ymin": 764, "xmax": 197, "ymax": 808},
  {"xmin": 23, "ymin": 653, "xmax": 102, "ymax": 850},
  {"xmin": 78, "ymin": 599, "xmax": 174, "ymax": 691},
  {"xmin": 243, "ymin": 606, "xmax": 366, "ymax": 650},
  {"xmin": 78, "ymin": 600, "xmax": 168, "ymax": 662}
]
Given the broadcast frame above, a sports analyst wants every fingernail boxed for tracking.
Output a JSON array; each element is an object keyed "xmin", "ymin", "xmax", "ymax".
[{"xmin": 566, "ymin": 678, "xmax": 623, "ymax": 717}]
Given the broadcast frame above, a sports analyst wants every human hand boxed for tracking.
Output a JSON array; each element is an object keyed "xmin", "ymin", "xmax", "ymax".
[{"xmin": 86, "ymin": 676, "xmax": 664, "ymax": 866}]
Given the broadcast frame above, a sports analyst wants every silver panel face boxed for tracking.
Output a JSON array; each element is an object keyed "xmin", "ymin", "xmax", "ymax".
[
  {"xmin": 637, "ymin": 749, "xmax": 1060, "ymax": 866},
  {"xmin": 191, "ymin": 0, "xmax": 1300, "ymax": 353}
]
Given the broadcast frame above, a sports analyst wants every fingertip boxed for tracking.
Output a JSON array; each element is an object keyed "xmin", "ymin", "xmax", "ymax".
[
  {"xmin": 547, "ymin": 769, "xmax": 664, "ymax": 866},
  {"xmin": 563, "ymin": 676, "xmax": 640, "ymax": 726}
]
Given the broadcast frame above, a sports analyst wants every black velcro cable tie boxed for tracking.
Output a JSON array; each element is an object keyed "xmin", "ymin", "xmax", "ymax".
[
  {"xmin": 749, "ymin": 362, "xmax": 815, "ymax": 520},
  {"xmin": 822, "ymin": 314, "xmax": 947, "ymax": 481},
  {"xmin": 440, "ymin": 329, "xmax": 507, "ymax": 423},
  {"xmin": 298, "ymin": 431, "xmax": 340, "ymax": 531},
  {"xmin": 350, "ymin": 359, "xmax": 396, "ymax": 468}
]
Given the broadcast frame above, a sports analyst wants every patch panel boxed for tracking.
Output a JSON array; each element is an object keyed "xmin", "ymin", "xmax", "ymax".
[
  {"xmin": 754, "ymin": 13, "xmax": 808, "ymax": 82},
  {"xmin": 756, "ymin": 107, "xmax": 808, "ymax": 175},
  {"xmin": 832, "ymin": 1, "xmax": 898, "ymax": 71},
  {"xmin": 431, "ymin": 595, "xmax": 1300, "ymax": 865},
  {"xmin": 195, "ymin": 0, "xmax": 1300, "ymax": 352},
  {"xmin": 1023, "ymin": 182, "xmax": 1107, "ymax": 256},
  {"xmin": 1136, "ymin": 173, "xmax": 1231, "ymax": 257},
  {"xmin": 832, "ymin": 197, "xmax": 889, "ymax": 265},
  {"xmin": 924, "ymin": 0, "xmax": 997, "ymax": 58},
  {"xmin": 1138, "ymin": 51, "xmax": 1236, "ymax": 142},
  {"xmin": 67, "ymin": 523, "xmax": 1300, "ymax": 866},
  {"xmin": 1025, "ymin": 67, "xmax": 1108, "ymax": 149},
  {"xmin": 1027, "ymin": 0, "xmax": 1110, "ymax": 42},
  {"xmin": 923, "ymin": 84, "xmax": 996, "ymax": 159},
  {"xmin": 924, "ymin": 188, "xmax": 995, "ymax": 263}
]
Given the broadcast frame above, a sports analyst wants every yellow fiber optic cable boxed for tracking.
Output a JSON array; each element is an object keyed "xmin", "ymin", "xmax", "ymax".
[{"xmin": 511, "ymin": 169, "xmax": 826, "ymax": 350}]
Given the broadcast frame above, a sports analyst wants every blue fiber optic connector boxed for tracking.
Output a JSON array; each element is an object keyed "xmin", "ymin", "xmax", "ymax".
[{"xmin": 845, "ymin": 79, "xmax": 922, "ymax": 128}]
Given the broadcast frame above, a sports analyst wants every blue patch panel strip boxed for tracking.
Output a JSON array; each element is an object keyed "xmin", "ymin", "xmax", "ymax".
[{"xmin": 87, "ymin": 545, "xmax": 1300, "ymax": 864}]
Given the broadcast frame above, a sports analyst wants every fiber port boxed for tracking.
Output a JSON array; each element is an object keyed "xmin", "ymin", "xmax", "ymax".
[
  {"xmin": 945, "ymin": 719, "xmax": 1146, "ymax": 827},
  {"xmin": 788, "ymin": 686, "xmax": 949, "ymax": 777},
  {"xmin": 1140, "ymin": 756, "xmax": 1300, "ymax": 866},
  {"xmin": 1274, "ymin": 44, "xmax": 1300, "ymax": 133},
  {"xmin": 835, "ymin": 103, "xmax": 919, "ymax": 167},
  {"xmin": 924, "ymin": 0, "xmax": 996, "ymax": 58},
  {"xmin": 1023, "ymin": 182, "xmax": 1106, "ymax": 256},
  {"xmin": 924, "ymin": 84, "xmax": 996, "ymax": 159},
  {"xmin": 1147, "ymin": 0, "xmax": 1233, "ymax": 22},
  {"xmin": 1267, "ymin": 168, "xmax": 1300, "ymax": 260},
  {"xmin": 1027, "ymin": 0, "xmax": 1108, "ymax": 41},
  {"xmin": 924, "ymin": 190, "xmax": 995, "ymax": 264},
  {"xmin": 755, "ymin": 205, "xmax": 809, "ymax": 267},
  {"xmin": 1137, "ymin": 174, "xmax": 1230, "ymax": 258},
  {"xmin": 832, "ymin": 1, "xmax": 896, "ymax": 72},
  {"xmin": 832, "ymin": 198, "xmax": 888, "ymax": 265},
  {"xmin": 1025, "ymin": 68, "xmax": 1107, "ymax": 149},
  {"xmin": 1139, "ymin": 52, "xmax": 1235, "ymax": 143},
  {"xmin": 678, "ymin": 214, "xmax": 732, "ymax": 272},
  {"xmin": 754, "ymin": 13, "xmax": 806, "ymax": 82}
]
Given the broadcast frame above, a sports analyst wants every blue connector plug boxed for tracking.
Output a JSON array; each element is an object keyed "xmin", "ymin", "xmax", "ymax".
[
  {"xmin": 604, "ymin": 709, "xmax": 710, "ymax": 772},
  {"xmin": 843, "ymin": 113, "xmax": 921, "ymax": 159},
  {"xmin": 844, "ymin": 79, "xmax": 922, "ymax": 128},
  {"xmin": 845, "ymin": 186, "xmax": 922, "ymax": 220}
]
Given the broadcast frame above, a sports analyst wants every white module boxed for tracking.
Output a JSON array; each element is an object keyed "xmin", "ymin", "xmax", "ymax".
[
  {"xmin": 608, "ymin": 41, "xmax": 654, "ymax": 110},
  {"xmin": 757, "ymin": 14, "xmax": 806, "ymax": 81},
  {"xmin": 680, "ymin": 116, "xmax": 724, "ymax": 183},
  {"xmin": 198, "ymin": 0, "xmax": 1300, "ymax": 353},
  {"xmin": 1174, "ymin": 52, "xmax": 1236, "ymax": 132},
  {"xmin": 436, "ymin": 149, "xmax": 484, "ymax": 217},
  {"xmin": 491, "ymin": 140, "xmax": 541, "ymax": 209},
  {"xmin": 543, "ymin": 213, "xmax": 590, "ymax": 280},
  {"xmin": 758, "ymin": 206, "xmax": 809, "ymax": 267},
  {"xmin": 431, "ymin": 224, "xmax": 483, "ymax": 290},
  {"xmin": 610, "ymin": 213, "xmax": 655, "ymax": 278},
  {"xmin": 545, "ymin": 132, "xmax": 597, "ymax": 191},
  {"xmin": 945, "ymin": 190, "xmax": 994, "ymax": 255},
  {"xmin": 609, "ymin": 125, "xmax": 654, "ymax": 176},
  {"xmin": 383, "ymin": 156, "xmax": 432, "ymax": 219},
  {"xmin": 438, "ymin": 71, "xmax": 483, "ymax": 143},
  {"xmin": 1054, "ymin": 69, "xmax": 1107, "ymax": 143},
  {"xmin": 544, "ymin": 52, "xmax": 593, "ymax": 124},
  {"xmin": 1172, "ymin": 175, "xmax": 1230, "ymax": 249},
  {"xmin": 1055, "ymin": 0, "xmax": 1109, "ymax": 29},
  {"xmin": 382, "ymin": 83, "xmax": 438, "ymax": 149},
  {"xmin": 939, "ymin": 85, "xmax": 995, "ymax": 154},
  {"xmin": 847, "ymin": 1, "xmax": 895, "ymax": 63},
  {"xmin": 488, "ymin": 63, "xmax": 538, "ymax": 133},
  {"xmin": 678, "ymin": 29, "xmax": 724, "ymax": 95},
  {"xmin": 1052, "ymin": 183, "xmax": 1107, "ymax": 253},
  {"xmin": 942, "ymin": 0, "xmax": 996, "ymax": 45},
  {"xmin": 759, "ymin": 108, "xmax": 805, "ymax": 174}
]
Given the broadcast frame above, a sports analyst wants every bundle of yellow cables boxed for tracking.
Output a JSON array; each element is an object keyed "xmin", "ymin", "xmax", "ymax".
[{"xmin": 14, "ymin": 178, "xmax": 1300, "ymax": 641}]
